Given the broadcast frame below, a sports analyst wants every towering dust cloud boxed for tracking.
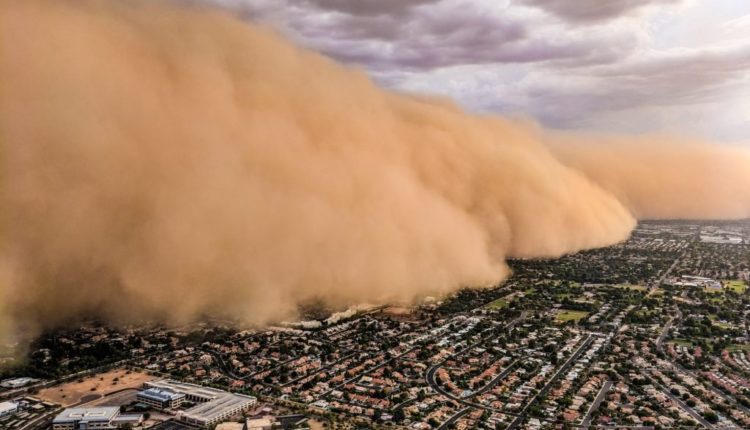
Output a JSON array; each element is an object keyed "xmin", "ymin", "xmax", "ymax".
[{"xmin": 0, "ymin": 0, "xmax": 749, "ymax": 345}]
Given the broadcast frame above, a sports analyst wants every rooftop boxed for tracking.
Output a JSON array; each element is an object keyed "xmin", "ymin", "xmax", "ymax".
[
  {"xmin": 53, "ymin": 407, "xmax": 120, "ymax": 424},
  {"xmin": 0, "ymin": 402, "xmax": 17, "ymax": 414},
  {"xmin": 182, "ymin": 392, "xmax": 255, "ymax": 422},
  {"xmin": 145, "ymin": 380, "xmax": 227, "ymax": 401},
  {"xmin": 138, "ymin": 387, "xmax": 185, "ymax": 402},
  {"xmin": 145, "ymin": 380, "xmax": 256, "ymax": 423}
]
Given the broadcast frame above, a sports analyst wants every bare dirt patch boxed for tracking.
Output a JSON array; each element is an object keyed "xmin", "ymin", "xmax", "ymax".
[
  {"xmin": 308, "ymin": 420, "xmax": 325, "ymax": 430},
  {"xmin": 37, "ymin": 369, "xmax": 153, "ymax": 407}
]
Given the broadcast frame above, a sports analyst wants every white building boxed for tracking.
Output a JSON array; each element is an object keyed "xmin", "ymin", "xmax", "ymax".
[
  {"xmin": 0, "ymin": 402, "xmax": 18, "ymax": 418},
  {"xmin": 0, "ymin": 377, "xmax": 39, "ymax": 389},
  {"xmin": 52, "ymin": 407, "xmax": 143, "ymax": 430},
  {"xmin": 52, "ymin": 407, "xmax": 121, "ymax": 430},
  {"xmin": 143, "ymin": 380, "xmax": 256, "ymax": 428},
  {"xmin": 136, "ymin": 388, "xmax": 185, "ymax": 410}
]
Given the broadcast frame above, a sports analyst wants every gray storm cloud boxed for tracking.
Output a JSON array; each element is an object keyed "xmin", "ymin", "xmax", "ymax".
[{"xmin": 0, "ymin": 0, "xmax": 748, "ymax": 347}]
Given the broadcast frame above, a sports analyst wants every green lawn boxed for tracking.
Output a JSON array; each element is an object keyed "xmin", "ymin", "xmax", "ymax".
[
  {"xmin": 709, "ymin": 314, "xmax": 733, "ymax": 329},
  {"xmin": 725, "ymin": 280, "xmax": 747, "ymax": 294},
  {"xmin": 616, "ymin": 284, "xmax": 648, "ymax": 292},
  {"xmin": 486, "ymin": 298, "xmax": 509, "ymax": 310},
  {"xmin": 727, "ymin": 344, "xmax": 750, "ymax": 352},
  {"xmin": 670, "ymin": 339, "xmax": 694, "ymax": 347},
  {"xmin": 555, "ymin": 310, "xmax": 589, "ymax": 323}
]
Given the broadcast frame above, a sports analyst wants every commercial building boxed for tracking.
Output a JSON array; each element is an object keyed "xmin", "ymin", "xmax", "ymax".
[
  {"xmin": 52, "ymin": 407, "xmax": 121, "ymax": 430},
  {"xmin": 0, "ymin": 401, "xmax": 18, "ymax": 418},
  {"xmin": 142, "ymin": 380, "xmax": 256, "ymax": 428},
  {"xmin": 52, "ymin": 407, "xmax": 143, "ymax": 430},
  {"xmin": 136, "ymin": 388, "xmax": 185, "ymax": 410},
  {"xmin": 0, "ymin": 377, "xmax": 40, "ymax": 389}
]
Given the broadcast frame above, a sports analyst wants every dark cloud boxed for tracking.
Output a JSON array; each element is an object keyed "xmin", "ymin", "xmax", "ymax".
[
  {"xmin": 220, "ymin": 0, "xmax": 638, "ymax": 71},
  {"xmin": 311, "ymin": 6, "xmax": 530, "ymax": 69},
  {"xmin": 520, "ymin": 0, "xmax": 683, "ymax": 23},
  {"xmin": 518, "ymin": 44, "xmax": 750, "ymax": 128},
  {"xmin": 187, "ymin": 0, "xmax": 749, "ymax": 140},
  {"xmin": 302, "ymin": 0, "xmax": 430, "ymax": 16}
]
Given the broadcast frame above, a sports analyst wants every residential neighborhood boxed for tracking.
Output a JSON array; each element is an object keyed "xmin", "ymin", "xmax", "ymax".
[{"xmin": 1, "ymin": 221, "xmax": 749, "ymax": 429}]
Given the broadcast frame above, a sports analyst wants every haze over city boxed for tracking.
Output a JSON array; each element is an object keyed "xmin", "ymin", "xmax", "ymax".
[{"xmin": 0, "ymin": 1, "xmax": 749, "ymax": 430}]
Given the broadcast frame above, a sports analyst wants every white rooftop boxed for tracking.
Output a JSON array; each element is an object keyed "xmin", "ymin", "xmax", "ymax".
[
  {"xmin": 145, "ymin": 380, "xmax": 255, "ymax": 423},
  {"xmin": 53, "ymin": 407, "xmax": 119, "ymax": 423},
  {"xmin": 0, "ymin": 402, "xmax": 17, "ymax": 414}
]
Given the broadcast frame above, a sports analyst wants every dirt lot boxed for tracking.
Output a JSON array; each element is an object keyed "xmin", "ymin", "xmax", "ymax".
[
  {"xmin": 308, "ymin": 420, "xmax": 325, "ymax": 430},
  {"xmin": 82, "ymin": 388, "xmax": 138, "ymax": 407},
  {"xmin": 37, "ymin": 369, "xmax": 153, "ymax": 407}
]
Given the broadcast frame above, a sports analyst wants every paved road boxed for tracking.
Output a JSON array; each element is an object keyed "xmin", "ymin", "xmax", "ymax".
[
  {"xmin": 321, "ymin": 346, "xmax": 418, "ymax": 397},
  {"xmin": 424, "ymin": 314, "xmax": 526, "ymax": 393},
  {"xmin": 672, "ymin": 357, "xmax": 750, "ymax": 418},
  {"xmin": 507, "ymin": 334, "xmax": 593, "ymax": 430},
  {"xmin": 436, "ymin": 407, "xmax": 471, "ymax": 430},
  {"xmin": 424, "ymin": 314, "xmax": 528, "ymax": 421},
  {"xmin": 472, "ymin": 360, "xmax": 519, "ymax": 397},
  {"xmin": 651, "ymin": 240, "xmax": 691, "ymax": 289},
  {"xmin": 653, "ymin": 309, "xmax": 750, "ymax": 420},
  {"xmin": 281, "ymin": 352, "xmax": 357, "ymax": 388},
  {"xmin": 651, "ymin": 379, "xmax": 714, "ymax": 429},
  {"xmin": 655, "ymin": 312, "xmax": 679, "ymax": 348},
  {"xmin": 80, "ymin": 388, "xmax": 138, "ymax": 407},
  {"xmin": 425, "ymin": 360, "xmax": 520, "ymax": 415},
  {"xmin": 580, "ymin": 380, "xmax": 612, "ymax": 427}
]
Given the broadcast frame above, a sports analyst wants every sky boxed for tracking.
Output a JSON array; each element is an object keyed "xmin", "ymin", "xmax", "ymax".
[{"xmin": 197, "ymin": 0, "xmax": 750, "ymax": 141}]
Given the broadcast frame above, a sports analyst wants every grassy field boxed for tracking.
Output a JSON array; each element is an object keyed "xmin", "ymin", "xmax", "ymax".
[
  {"xmin": 670, "ymin": 339, "xmax": 694, "ymax": 347},
  {"xmin": 486, "ymin": 298, "xmax": 509, "ymax": 309},
  {"xmin": 555, "ymin": 310, "xmax": 589, "ymax": 323},
  {"xmin": 727, "ymin": 344, "xmax": 750, "ymax": 352},
  {"xmin": 649, "ymin": 288, "xmax": 665, "ymax": 296},
  {"xmin": 616, "ymin": 284, "xmax": 648, "ymax": 291},
  {"xmin": 725, "ymin": 280, "xmax": 747, "ymax": 294},
  {"xmin": 708, "ymin": 314, "xmax": 733, "ymax": 329}
]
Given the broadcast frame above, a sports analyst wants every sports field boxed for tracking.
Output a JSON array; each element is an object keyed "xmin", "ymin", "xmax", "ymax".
[
  {"xmin": 725, "ymin": 280, "xmax": 747, "ymax": 294},
  {"xmin": 555, "ymin": 310, "xmax": 589, "ymax": 323}
]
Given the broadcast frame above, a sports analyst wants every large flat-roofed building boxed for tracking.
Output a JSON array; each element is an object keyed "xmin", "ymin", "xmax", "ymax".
[
  {"xmin": 144, "ymin": 380, "xmax": 225, "ymax": 403},
  {"xmin": 0, "ymin": 401, "xmax": 18, "ymax": 417},
  {"xmin": 1, "ymin": 377, "xmax": 40, "ymax": 389},
  {"xmin": 52, "ymin": 407, "xmax": 143, "ymax": 430},
  {"xmin": 52, "ymin": 407, "xmax": 121, "ymax": 430},
  {"xmin": 136, "ymin": 387, "xmax": 185, "ymax": 410},
  {"xmin": 142, "ymin": 380, "xmax": 256, "ymax": 428}
]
